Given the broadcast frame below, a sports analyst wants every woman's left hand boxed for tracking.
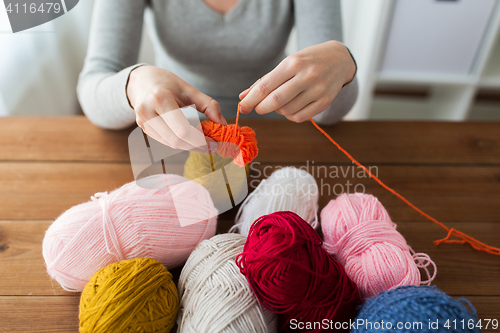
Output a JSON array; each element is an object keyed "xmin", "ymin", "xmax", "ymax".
[{"xmin": 239, "ymin": 40, "xmax": 356, "ymax": 122}]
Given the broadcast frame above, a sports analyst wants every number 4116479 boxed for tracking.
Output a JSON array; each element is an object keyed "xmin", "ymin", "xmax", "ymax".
[
  {"xmin": 444, "ymin": 319, "xmax": 498, "ymax": 330},
  {"xmin": 6, "ymin": 2, "xmax": 62, "ymax": 14}
]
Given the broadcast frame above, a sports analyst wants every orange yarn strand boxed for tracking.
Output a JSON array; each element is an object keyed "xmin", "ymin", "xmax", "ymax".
[
  {"xmin": 236, "ymin": 102, "xmax": 241, "ymax": 127},
  {"xmin": 309, "ymin": 118, "xmax": 500, "ymax": 256}
]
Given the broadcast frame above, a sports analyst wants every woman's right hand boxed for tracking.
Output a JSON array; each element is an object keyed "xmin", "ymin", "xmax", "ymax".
[{"xmin": 126, "ymin": 65, "xmax": 227, "ymax": 150}]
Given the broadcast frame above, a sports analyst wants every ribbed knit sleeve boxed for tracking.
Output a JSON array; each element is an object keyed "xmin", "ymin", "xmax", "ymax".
[
  {"xmin": 77, "ymin": 0, "xmax": 146, "ymax": 130},
  {"xmin": 293, "ymin": 0, "xmax": 358, "ymax": 125}
]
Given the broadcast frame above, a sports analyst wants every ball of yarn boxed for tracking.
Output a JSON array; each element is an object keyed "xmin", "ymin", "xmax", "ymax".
[
  {"xmin": 231, "ymin": 167, "xmax": 318, "ymax": 236},
  {"xmin": 79, "ymin": 257, "xmax": 179, "ymax": 333},
  {"xmin": 184, "ymin": 151, "xmax": 248, "ymax": 212},
  {"xmin": 352, "ymin": 285, "xmax": 479, "ymax": 333},
  {"xmin": 201, "ymin": 120, "xmax": 258, "ymax": 167},
  {"xmin": 320, "ymin": 193, "xmax": 436, "ymax": 299},
  {"xmin": 177, "ymin": 233, "xmax": 277, "ymax": 333},
  {"xmin": 236, "ymin": 211, "xmax": 360, "ymax": 333},
  {"xmin": 43, "ymin": 173, "xmax": 218, "ymax": 292}
]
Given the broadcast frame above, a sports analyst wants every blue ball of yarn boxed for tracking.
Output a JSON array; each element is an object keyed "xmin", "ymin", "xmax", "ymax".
[{"xmin": 352, "ymin": 286, "xmax": 479, "ymax": 333}]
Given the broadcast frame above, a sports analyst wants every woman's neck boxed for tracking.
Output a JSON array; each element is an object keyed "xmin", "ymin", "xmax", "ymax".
[{"xmin": 202, "ymin": 0, "xmax": 239, "ymax": 14}]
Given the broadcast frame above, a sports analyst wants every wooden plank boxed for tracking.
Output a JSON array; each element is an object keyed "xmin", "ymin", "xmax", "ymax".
[
  {"xmin": 0, "ymin": 117, "xmax": 132, "ymax": 163},
  {"xmin": 0, "ymin": 296, "xmax": 79, "ymax": 333},
  {"xmin": 1, "ymin": 117, "xmax": 498, "ymax": 332},
  {"xmin": 0, "ymin": 221, "xmax": 499, "ymax": 297},
  {"xmin": 0, "ymin": 220, "xmax": 194, "ymax": 296},
  {"xmin": 0, "ymin": 163, "xmax": 134, "ymax": 220},
  {"xmin": 466, "ymin": 296, "xmax": 500, "ymax": 332},
  {"xmin": 0, "ymin": 221, "xmax": 72, "ymax": 296},
  {"xmin": 249, "ymin": 120, "xmax": 500, "ymax": 165},
  {"xmin": 250, "ymin": 163, "xmax": 500, "ymax": 223},
  {"xmin": 394, "ymin": 222, "xmax": 500, "ymax": 298},
  {"xmin": 1, "ymin": 117, "xmax": 500, "ymax": 165},
  {"xmin": 1, "ymin": 162, "xmax": 499, "ymax": 222},
  {"xmin": 0, "ymin": 296, "xmax": 497, "ymax": 333}
]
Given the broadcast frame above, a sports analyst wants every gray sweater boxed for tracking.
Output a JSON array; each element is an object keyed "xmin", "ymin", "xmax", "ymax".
[{"xmin": 77, "ymin": 0, "xmax": 358, "ymax": 129}]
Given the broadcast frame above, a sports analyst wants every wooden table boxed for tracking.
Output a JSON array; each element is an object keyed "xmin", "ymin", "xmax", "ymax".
[{"xmin": 0, "ymin": 116, "xmax": 499, "ymax": 332}]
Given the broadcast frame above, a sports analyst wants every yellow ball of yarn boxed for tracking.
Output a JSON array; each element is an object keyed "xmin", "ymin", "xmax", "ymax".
[
  {"xmin": 184, "ymin": 151, "xmax": 248, "ymax": 211},
  {"xmin": 79, "ymin": 258, "xmax": 179, "ymax": 333}
]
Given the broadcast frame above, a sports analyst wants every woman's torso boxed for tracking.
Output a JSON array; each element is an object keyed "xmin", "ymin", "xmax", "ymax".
[{"xmin": 145, "ymin": 0, "xmax": 294, "ymax": 117}]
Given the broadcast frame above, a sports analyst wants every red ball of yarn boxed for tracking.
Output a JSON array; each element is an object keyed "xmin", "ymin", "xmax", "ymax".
[
  {"xmin": 236, "ymin": 211, "xmax": 360, "ymax": 332},
  {"xmin": 201, "ymin": 121, "xmax": 258, "ymax": 167}
]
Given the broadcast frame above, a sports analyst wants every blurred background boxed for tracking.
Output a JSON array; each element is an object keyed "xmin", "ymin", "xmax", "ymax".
[{"xmin": 0, "ymin": 0, "xmax": 499, "ymax": 121}]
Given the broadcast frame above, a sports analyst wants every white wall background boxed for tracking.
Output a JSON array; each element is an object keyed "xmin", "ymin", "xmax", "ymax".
[
  {"xmin": 0, "ymin": 0, "xmax": 93, "ymax": 116},
  {"xmin": 0, "ymin": 0, "xmax": 498, "ymax": 120},
  {"xmin": 0, "ymin": 0, "xmax": 157, "ymax": 116}
]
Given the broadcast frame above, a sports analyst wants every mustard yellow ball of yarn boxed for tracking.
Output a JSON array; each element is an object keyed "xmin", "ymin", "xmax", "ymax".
[{"xmin": 79, "ymin": 258, "xmax": 179, "ymax": 333}]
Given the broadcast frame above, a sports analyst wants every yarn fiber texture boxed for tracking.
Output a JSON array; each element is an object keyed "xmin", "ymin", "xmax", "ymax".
[
  {"xmin": 237, "ymin": 211, "xmax": 360, "ymax": 333},
  {"xmin": 43, "ymin": 173, "xmax": 218, "ymax": 292},
  {"xmin": 79, "ymin": 257, "xmax": 179, "ymax": 333},
  {"xmin": 177, "ymin": 233, "xmax": 277, "ymax": 333},
  {"xmin": 231, "ymin": 167, "xmax": 318, "ymax": 236},
  {"xmin": 201, "ymin": 120, "xmax": 258, "ymax": 167},
  {"xmin": 184, "ymin": 150, "xmax": 248, "ymax": 212},
  {"xmin": 352, "ymin": 285, "xmax": 479, "ymax": 333},
  {"xmin": 321, "ymin": 193, "xmax": 436, "ymax": 299}
]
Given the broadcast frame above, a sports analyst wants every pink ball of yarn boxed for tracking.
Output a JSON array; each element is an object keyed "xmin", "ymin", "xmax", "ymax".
[
  {"xmin": 320, "ymin": 193, "xmax": 436, "ymax": 300},
  {"xmin": 43, "ymin": 174, "xmax": 218, "ymax": 292}
]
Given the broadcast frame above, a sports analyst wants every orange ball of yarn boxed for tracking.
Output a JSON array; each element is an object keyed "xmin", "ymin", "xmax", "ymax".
[{"xmin": 201, "ymin": 121, "xmax": 258, "ymax": 167}]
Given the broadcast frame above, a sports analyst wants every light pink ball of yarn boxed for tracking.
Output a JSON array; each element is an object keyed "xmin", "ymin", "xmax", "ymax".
[
  {"xmin": 320, "ymin": 193, "xmax": 435, "ymax": 300},
  {"xmin": 43, "ymin": 174, "xmax": 218, "ymax": 292}
]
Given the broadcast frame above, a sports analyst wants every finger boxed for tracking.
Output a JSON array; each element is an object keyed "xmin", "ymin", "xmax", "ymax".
[
  {"xmin": 145, "ymin": 116, "xmax": 197, "ymax": 151},
  {"xmin": 142, "ymin": 122, "xmax": 170, "ymax": 146},
  {"xmin": 239, "ymin": 64, "xmax": 294, "ymax": 114},
  {"xmin": 254, "ymin": 76, "xmax": 304, "ymax": 115},
  {"xmin": 182, "ymin": 86, "xmax": 227, "ymax": 125},
  {"xmin": 239, "ymin": 73, "xmax": 270, "ymax": 101},
  {"xmin": 275, "ymin": 88, "xmax": 319, "ymax": 116},
  {"xmin": 135, "ymin": 102, "xmax": 173, "ymax": 146},
  {"xmin": 239, "ymin": 88, "xmax": 250, "ymax": 100},
  {"xmin": 286, "ymin": 98, "xmax": 332, "ymax": 123},
  {"xmin": 151, "ymin": 91, "xmax": 198, "ymax": 150},
  {"xmin": 161, "ymin": 108, "xmax": 208, "ymax": 150},
  {"xmin": 137, "ymin": 112, "xmax": 190, "ymax": 149}
]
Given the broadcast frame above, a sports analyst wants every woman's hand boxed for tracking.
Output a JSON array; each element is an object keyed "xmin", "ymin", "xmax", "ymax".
[
  {"xmin": 239, "ymin": 40, "xmax": 356, "ymax": 123},
  {"xmin": 126, "ymin": 65, "xmax": 227, "ymax": 150}
]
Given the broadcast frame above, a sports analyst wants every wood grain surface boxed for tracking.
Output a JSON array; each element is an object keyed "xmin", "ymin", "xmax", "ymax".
[
  {"xmin": 0, "ymin": 117, "xmax": 499, "ymax": 332},
  {"xmin": 1, "ymin": 116, "xmax": 499, "ymax": 164}
]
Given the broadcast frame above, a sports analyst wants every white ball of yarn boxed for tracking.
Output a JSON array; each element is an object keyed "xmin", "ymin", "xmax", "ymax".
[
  {"xmin": 177, "ymin": 233, "xmax": 277, "ymax": 333},
  {"xmin": 231, "ymin": 167, "xmax": 318, "ymax": 236}
]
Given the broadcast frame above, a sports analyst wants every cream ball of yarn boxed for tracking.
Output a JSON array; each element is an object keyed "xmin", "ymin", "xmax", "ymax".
[
  {"xmin": 177, "ymin": 233, "xmax": 277, "ymax": 333},
  {"xmin": 231, "ymin": 166, "xmax": 318, "ymax": 236}
]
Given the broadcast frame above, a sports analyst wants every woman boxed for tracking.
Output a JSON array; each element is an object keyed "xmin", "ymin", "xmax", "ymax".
[{"xmin": 77, "ymin": 0, "xmax": 357, "ymax": 150}]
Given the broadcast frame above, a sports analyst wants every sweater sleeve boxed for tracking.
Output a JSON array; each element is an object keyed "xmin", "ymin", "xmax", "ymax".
[
  {"xmin": 293, "ymin": 0, "xmax": 358, "ymax": 125},
  {"xmin": 77, "ymin": 0, "xmax": 147, "ymax": 130}
]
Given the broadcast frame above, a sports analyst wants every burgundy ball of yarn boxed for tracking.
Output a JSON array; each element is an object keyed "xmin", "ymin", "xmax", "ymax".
[{"xmin": 236, "ymin": 211, "xmax": 360, "ymax": 332}]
